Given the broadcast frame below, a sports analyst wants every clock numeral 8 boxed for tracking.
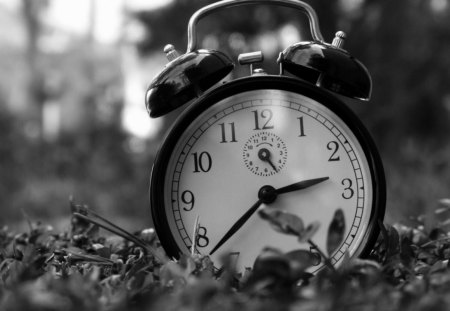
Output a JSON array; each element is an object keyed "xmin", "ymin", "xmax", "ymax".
[
  {"xmin": 192, "ymin": 152, "xmax": 212, "ymax": 173},
  {"xmin": 196, "ymin": 226, "xmax": 209, "ymax": 248}
]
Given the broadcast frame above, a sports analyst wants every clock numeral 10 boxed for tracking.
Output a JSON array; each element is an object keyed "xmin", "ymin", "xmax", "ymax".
[
  {"xmin": 252, "ymin": 109, "xmax": 274, "ymax": 130},
  {"xmin": 219, "ymin": 122, "xmax": 237, "ymax": 143},
  {"xmin": 192, "ymin": 152, "xmax": 212, "ymax": 173}
]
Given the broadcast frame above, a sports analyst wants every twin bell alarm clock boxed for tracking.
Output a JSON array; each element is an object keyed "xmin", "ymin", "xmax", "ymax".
[{"xmin": 145, "ymin": 0, "xmax": 386, "ymax": 273}]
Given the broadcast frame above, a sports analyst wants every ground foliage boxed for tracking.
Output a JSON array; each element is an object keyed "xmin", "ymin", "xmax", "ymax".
[{"xmin": 2, "ymin": 199, "xmax": 450, "ymax": 310}]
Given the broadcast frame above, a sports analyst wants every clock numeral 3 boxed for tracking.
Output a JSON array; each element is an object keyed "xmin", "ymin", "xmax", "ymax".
[
  {"xmin": 341, "ymin": 178, "xmax": 355, "ymax": 199},
  {"xmin": 252, "ymin": 109, "xmax": 274, "ymax": 130},
  {"xmin": 181, "ymin": 190, "xmax": 195, "ymax": 211},
  {"xmin": 327, "ymin": 141, "xmax": 340, "ymax": 161},
  {"xmin": 192, "ymin": 152, "xmax": 212, "ymax": 173},
  {"xmin": 219, "ymin": 122, "xmax": 237, "ymax": 143}
]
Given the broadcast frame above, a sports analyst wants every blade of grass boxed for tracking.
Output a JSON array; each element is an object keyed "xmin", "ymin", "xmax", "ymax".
[
  {"xmin": 73, "ymin": 212, "xmax": 168, "ymax": 264},
  {"xmin": 191, "ymin": 216, "xmax": 200, "ymax": 256}
]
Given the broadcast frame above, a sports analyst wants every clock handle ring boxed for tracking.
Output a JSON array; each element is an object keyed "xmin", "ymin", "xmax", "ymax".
[{"xmin": 187, "ymin": 0, "xmax": 324, "ymax": 53}]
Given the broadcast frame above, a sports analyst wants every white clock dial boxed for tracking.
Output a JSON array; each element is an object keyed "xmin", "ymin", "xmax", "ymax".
[{"xmin": 159, "ymin": 88, "xmax": 373, "ymax": 273}]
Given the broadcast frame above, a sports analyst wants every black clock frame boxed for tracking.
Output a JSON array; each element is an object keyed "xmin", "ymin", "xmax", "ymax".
[{"xmin": 150, "ymin": 75, "xmax": 386, "ymax": 263}]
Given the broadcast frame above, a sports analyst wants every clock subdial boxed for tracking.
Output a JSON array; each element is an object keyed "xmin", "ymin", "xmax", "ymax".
[{"xmin": 243, "ymin": 132, "xmax": 287, "ymax": 176}]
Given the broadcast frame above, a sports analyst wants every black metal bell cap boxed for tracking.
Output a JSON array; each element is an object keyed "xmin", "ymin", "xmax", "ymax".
[
  {"xmin": 279, "ymin": 42, "xmax": 372, "ymax": 101},
  {"xmin": 146, "ymin": 49, "xmax": 234, "ymax": 118}
]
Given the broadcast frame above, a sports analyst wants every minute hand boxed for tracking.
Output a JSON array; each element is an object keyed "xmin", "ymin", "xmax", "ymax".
[{"xmin": 275, "ymin": 176, "xmax": 330, "ymax": 195}]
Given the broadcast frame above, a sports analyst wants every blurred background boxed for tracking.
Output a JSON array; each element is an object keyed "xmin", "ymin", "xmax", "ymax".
[{"xmin": 0, "ymin": 0, "xmax": 449, "ymax": 231}]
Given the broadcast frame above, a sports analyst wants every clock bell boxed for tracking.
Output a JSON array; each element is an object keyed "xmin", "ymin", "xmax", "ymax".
[{"xmin": 145, "ymin": 0, "xmax": 372, "ymax": 119}]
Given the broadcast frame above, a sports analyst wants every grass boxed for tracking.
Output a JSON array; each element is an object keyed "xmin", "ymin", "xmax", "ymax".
[{"xmin": 2, "ymin": 198, "xmax": 450, "ymax": 311}]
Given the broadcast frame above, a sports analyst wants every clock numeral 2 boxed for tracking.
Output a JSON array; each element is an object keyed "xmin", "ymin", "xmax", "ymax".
[
  {"xmin": 327, "ymin": 141, "xmax": 340, "ymax": 161},
  {"xmin": 252, "ymin": 109, "xmax": 274, "ymax": 130},
  {"xmin": 219, "ymin": 122, "xmax": 237, "ymax": 143},
  {"xmin": 192, "ymin": 152, "xmax": 212, "ymax": 173}
]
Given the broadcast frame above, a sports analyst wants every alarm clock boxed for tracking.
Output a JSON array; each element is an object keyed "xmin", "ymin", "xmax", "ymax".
[{"xmin": 145, "ymin": 0, "xmax": 385, "ymax": 273}]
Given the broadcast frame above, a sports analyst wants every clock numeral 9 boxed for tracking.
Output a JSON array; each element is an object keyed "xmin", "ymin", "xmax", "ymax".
[
  {"xmin": 341, "ymin": 178, "xmax": 355, "ymax": 199},
  {"xmin": 252, "ymin": 109, "xmax": 274, "ymax": 130},
  {"xmin": 192, "ymin": 152, "xmax": 212, "ymax": 173},
  {"xmin": 327, "ymin": 141, "xmax": 340, "ymax": 161},
  {"xmin": 181, "ymin": 190, "xmax": 195, "ymax": 211},
  {"xmin": 219, "ymin": 122, "xmax": 237, "ymax": 143}
]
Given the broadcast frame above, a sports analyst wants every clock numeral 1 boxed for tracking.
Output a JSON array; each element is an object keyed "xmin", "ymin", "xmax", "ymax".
[
  {"xmin": 192, "ymin": 152, "xmax": 212, "ymax": 173},
  {"xmin": 219, "ymin": 122, "xmax": 237, "ymax": 143},
  {"xmin": 327, "ymin": 141, "xmax": 340, "ymax": 161},
  {"xmin": 252, "ymin": 109, "xmax": 274, "ymax": 130},
  {"xmin": 297, "ymin": 116, "xmax": 306, "ymax": 137}
]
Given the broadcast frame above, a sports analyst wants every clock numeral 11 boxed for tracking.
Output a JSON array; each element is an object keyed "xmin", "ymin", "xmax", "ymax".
[{"xmin": 219, "ymin": 122, "xmax": 237, "ymax": 143}]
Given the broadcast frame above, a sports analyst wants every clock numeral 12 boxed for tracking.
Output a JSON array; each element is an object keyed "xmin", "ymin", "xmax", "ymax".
[
  {"xmin": 219, "ymin": 122, "xmax": 237, "ymax": 143},
  {"xmin": 192, "ymin": 152, "xmax": 212, "ymax": 173},
  {"xmin": 252, "ymin": 109, "xmax": 274, "ymax": 130}
]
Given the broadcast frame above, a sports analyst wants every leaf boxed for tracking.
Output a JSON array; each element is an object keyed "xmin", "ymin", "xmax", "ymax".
[
  {"xmin": 326, "ymin": 208, "xmax": 346, "ymax": 256},
  {"xmin": 285, "ymin": 249, "xmax": 318, "ymax": 273},
  {"xmin": 298, "ymin": 221, "xmax": 320, "ymax": 243},
  {"xmin": 258, "ymin": 208, "xmax": 304, "ymax": 236},
  {"xmin": 385, "ymin": 225, "xmax": 401, "ymax": 260},
  {"xmin": 438, "ymin": 198, "xmax": 450, "ymax": 207}
]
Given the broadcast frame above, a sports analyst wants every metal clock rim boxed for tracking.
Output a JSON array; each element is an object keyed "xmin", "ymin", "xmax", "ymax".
[{"xmin": 150, "ymin": 75, "xmax": 386, "ymax": 263}]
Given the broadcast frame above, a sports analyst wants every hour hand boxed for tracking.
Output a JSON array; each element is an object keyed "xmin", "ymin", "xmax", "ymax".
[{"xmin": 258, "ymin": 148, "xmax": 278, "ymax": 172}]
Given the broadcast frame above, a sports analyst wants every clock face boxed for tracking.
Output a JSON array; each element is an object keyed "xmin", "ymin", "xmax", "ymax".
[{"xmin": 151, "ymin": 77, "xmax": 385, "ymax": 273}]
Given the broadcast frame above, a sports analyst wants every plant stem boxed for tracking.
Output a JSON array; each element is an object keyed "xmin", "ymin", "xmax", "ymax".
[{"xmin": 308, "ymin": 239, "xmax": 336, "ymax": 272}]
